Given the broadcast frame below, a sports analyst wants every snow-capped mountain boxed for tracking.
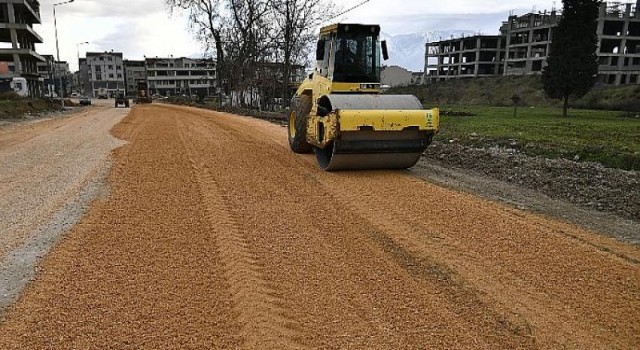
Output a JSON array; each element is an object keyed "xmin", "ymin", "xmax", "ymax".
[{"xmin": 381, "ymin": 30, "xmax": 476, "ymax": 72}]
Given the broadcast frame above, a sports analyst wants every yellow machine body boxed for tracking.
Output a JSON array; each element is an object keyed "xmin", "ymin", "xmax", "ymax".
[{"xmin": 288, "ymin": 23, "xmax": 440, "ymax": 171}]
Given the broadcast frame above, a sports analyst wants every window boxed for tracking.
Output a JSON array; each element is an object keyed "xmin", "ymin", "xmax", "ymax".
[
  {"xmin": 333, "ymin": 29, "xmax": 380, "ymax": 83},
  {"xmin": 109, "ymin": 74, "xmax": 114, "ymax": 78},
  {"xmin": 117, "ymin": 74, "xmax": 122, "ymax": 78},
  {"xmin": 108, "ymin": 65, "xmax": 114, "ymax": 70},
  {"xmin": 99, "ymin": 57, "xmax": 104, "ymax": 61},
  {"xmin": 108, "ymin": 57, "xmax": 113, "ymax": 61}
]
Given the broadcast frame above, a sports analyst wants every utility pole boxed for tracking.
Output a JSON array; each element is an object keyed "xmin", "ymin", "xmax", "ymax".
[{"xmin": 53, "ymin": 0, "xmax": 74, "ymax": 107}]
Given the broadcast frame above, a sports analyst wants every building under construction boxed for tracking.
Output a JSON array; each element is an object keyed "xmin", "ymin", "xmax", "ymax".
[
  {"xmin": 424, "ymin": 1, "xmax": 640, "ymax": 86},
  {"xmin": 425, "ymin": 35, "xmax": 505, "ymax": 82},
  {"xmin": 598, "ymin": 2, "xmax": 640, "ymax": 84},
  {"xmin": 0, "ymin": 0, "xmax": 44, "ymax": 97}
]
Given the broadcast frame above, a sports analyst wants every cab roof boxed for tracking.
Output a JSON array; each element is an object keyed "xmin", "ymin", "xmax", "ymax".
[{"xmin": 319, "ymin": 23, "xmax": 381, "ymax": 36}]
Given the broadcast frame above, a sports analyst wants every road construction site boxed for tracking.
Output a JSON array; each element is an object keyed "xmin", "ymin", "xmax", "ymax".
[{"xmin": 0, "ymin": 102, "xmax": 639, "ymax": 349}]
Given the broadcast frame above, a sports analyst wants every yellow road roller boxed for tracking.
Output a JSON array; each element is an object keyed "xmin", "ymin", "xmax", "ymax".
[{"xmin": 287, "ymin": 23, "xmax": 439, "ymax": 171}]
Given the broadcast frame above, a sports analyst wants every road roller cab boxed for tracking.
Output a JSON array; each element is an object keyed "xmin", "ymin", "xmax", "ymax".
[{"xmin": 288, "ymin": 23, "xmax": 440, "ymax": 171}]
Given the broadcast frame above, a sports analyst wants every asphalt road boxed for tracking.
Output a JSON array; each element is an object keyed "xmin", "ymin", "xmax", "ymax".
[{"xmin": 0, "ymin": 103, "xmax": 638, "ymax": 349}]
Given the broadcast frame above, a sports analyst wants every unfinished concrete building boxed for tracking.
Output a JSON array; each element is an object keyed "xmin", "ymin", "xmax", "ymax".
[
  {"xmin": 501, "ymin": 10, "xmax": 560, "ymax": 75},
  {"xmin": 597, "ymin": 2, "xmax": 640, "ymax": 85},
  {"xmin": 0, "ymin": 0, "xmax": 44, "ymax": 97},
  {"xmin": 424, "ymin": 35, "xmax": 504, "ymax": 83},
  {"xmin": 424, "ymin": 1, "xmax": 640, "ymax": 85}
]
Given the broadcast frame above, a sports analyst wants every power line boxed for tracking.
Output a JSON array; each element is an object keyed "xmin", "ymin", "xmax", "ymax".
[{"xmin": 329, "ymin": 0, "xmax": 373, "ymax": 21}]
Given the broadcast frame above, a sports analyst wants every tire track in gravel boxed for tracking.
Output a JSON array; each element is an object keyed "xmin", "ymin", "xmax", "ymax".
[
  {"xmin": 166, "ymin": 105, "xmax": 537, "ymax": 349},
  {"xmin": 1, "ymin": 104, "xmax": 638, "ymax": 349},
  {"xmin": 176, "ymin": 117, "xmax": 307, "ymax": 349},
  {"xmin": 310, "ymin": 170, "xmax": 640, "ymax": 349},
  {"xmin": 0, "ymin": 106, "xmax": 243, "ymax": 349}
]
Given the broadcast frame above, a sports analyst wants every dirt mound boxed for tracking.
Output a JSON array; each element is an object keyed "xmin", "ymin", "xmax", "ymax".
[{"xmin": 424, "ymin": 141, "xmax": 640, "ymax": 221}]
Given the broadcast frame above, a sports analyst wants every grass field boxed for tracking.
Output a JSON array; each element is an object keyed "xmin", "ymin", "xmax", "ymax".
[{"xmin": 427, "ymin": 105, "xmax": 640, "ymax": 171}]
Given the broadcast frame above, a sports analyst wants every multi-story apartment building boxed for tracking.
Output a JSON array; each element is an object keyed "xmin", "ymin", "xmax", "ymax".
[
  {"xmin": 424, "ymin": 35, "xmax": 505, "ymax": 83},
  {"xmin": 424, "ymin": 1, "xmax": 640, "ymax": 85},
  {"xmin": 501, "ymin": 10, "xmax": 560, "ymax": 75},
  {"xmin": 71, "ymin": 70, "xmax": 83, "ymax": 95},
  {"xmin": 124, "ymin": 59, "xmax": 145, "ymax": 96},
  {"xmin": 0, "ymin": 0, "xmax": 44, "ymax": 97},
  {"xmin": 52, "ymin": 60, "xmax": 71, "ymax": 97},
  {"xmin": 597, "ymin": 1, "xmax": 640, "ymax": 84},
  {"xmin": 36, "ymin": 54, "xmax": 53, "ymax": 95},
  {"xmin": 145, "ymin": 57, "xmax": 217, "ymax": 97},
  {"xmin": 80, "ymin": 51, "xmax": 125, "ymax": 97}
]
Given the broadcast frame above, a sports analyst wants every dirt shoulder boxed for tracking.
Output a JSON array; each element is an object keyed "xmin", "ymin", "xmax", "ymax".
[{"xmin": 417, "ymin": 141, "xmax": 639, "ymax": 241}]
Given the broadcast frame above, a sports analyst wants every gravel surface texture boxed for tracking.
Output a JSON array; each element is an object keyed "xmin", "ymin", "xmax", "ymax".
[
  {"xmin": 0, "ymin": 103, "xmax": 127, "ymax": 310},
  {"xmin": 0, "ymin": 104, "xmax": 638, "ymax": 349},
  {"xmin": 423, "ymin": 141, "xmax": 640, "ymax": 221}
]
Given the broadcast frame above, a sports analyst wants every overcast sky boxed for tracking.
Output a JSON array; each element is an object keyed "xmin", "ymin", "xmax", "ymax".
[{"xmin": 38, "ymin": 0, "xmax": 592, "ymax": 71}]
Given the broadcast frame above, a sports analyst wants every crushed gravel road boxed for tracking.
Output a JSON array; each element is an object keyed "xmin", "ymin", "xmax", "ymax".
[
  {"xmin": 0, "ymin": 104, "xmax": 639, "ymax": 349},
  {"xmin": 0, "ymin": 103, "xmax": 127, "ymax": 310}
]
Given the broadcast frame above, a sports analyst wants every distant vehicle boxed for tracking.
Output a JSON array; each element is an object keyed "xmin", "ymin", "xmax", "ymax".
[
  {"xmin": 10, "ymin": 77, "xmax": 28, "ymax": 97},
  {"xmin": 97, "ymin": 88, "xmax": 108, "ymax": 99},
  {"xmin": 71, "ymin": 92, "xmax": 79, "ymax": 98},
  {"xmin": 0, "ymin": 77, "xmax": 29, "ymax": 97},
  {"xmin": 115, "ymin": 93, "xmax": 129, "ymax": 108},
  {"xmin": 79, "ymin": 96, "xmax": 91, "ymax": 106},
  {"xmin": 136, "ymin": 82, "xmax": 152, "ymax": 104}
]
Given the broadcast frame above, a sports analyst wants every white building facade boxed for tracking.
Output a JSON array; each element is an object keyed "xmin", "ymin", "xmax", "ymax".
[{"xmin": 81, "ymin": 51, "xmax": 126, "ymax": 97}]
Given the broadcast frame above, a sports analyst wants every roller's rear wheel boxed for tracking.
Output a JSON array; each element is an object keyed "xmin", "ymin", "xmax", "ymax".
[{"xmin": 287, "ymin": 95, "xmax": 313, "ymax": 154}]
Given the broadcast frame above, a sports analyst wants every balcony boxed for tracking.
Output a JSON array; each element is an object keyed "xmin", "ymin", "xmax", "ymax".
[
  {"xmin": 14, "ymin": 0, "xmax": 42, "ymax": 24},
  {"xmin": 0, "ymin": 48, "xmax": 43, "ymax": 61},
  {"xmin": 0, "ymin": 23, "xmax": 43, "ymax": 43}
]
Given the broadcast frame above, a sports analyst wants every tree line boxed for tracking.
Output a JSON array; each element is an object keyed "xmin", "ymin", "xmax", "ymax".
[{"xmin": 165, "ymin": 0, "xmax": 335, "ymax": 109}]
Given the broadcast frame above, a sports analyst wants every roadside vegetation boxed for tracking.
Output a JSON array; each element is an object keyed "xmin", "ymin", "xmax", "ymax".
[
  {"xmin": 427, "ymin": 105, "xmax": 640, "ymax": 171},
  {"xmin": 0, "ymin": 93, "xmax": 64, "ymax": 119},
  {"xmin": 388, "ymin": 76, "xmax": 640, "ymax": 112},
  {"xmin": 387, "ymin": 75, "xmax": 640, "ymax": 170}
]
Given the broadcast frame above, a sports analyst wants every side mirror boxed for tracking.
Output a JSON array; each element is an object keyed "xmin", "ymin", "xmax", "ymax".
[
  {"xmin": 316, "ymin": 40, "xmax": 325, "ymax": 61},
  {"xmin": 381, "ymin": 40, "xmax": 389, "ymax": 61}
]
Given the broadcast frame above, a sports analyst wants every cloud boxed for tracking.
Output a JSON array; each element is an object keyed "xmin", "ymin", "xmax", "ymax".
[
  {"xmin": 42, "ymin": 0, "xmax": 168, "ymax": 20},
  {"xmin": 37, "ymin": 0, "xmax": 201, "ymax": 70},
  {"xmin": 34, "ymin": 0, "xmax": 569, "ymax": 72},
  {"xmin": 332, "ymin": 0, "xmax": 559, "ymax": 35}
]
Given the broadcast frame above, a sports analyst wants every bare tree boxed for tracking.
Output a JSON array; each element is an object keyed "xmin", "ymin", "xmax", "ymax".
[
  {"xmin": 166, "ymin": 0, "xmax": 336, "ymax": 109},
  {"xmin": 270, "ymin": 0, "xmax": 335, "ymax": 107},
  {"xmin": 165, "ymin": 0, "xmax": 228, "ymax": 96},
  {"xmin": 224, "ymin": 0, "xmax": 272, "ymax": 107}
]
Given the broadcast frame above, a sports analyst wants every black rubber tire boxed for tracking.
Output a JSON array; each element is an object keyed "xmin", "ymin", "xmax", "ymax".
[
  {"xmin": 287, "ymin": 95, "xmax": 313, "ymax": 154},
  {"xmin": 125, "ymin": 101, "xmax": 130, "ymax": 108}
]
